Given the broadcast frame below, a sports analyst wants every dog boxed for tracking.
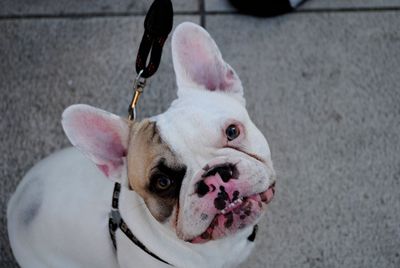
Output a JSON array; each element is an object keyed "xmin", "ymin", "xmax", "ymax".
[{"xmin": 7, "ymin": 22, "xmax": 276, "ymax": 268}]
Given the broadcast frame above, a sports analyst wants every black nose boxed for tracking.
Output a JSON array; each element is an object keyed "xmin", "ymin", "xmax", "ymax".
[
  {"xmin": 195, "ymin": 180, "xmax": 210, "ymax": 197},
  {"xmin": 202, "ymin": 164, "xmax": 236, "ymax": 182},
  {"xmin": 196, "ymin": 164, "xmax": 238, "ymax": 198}
]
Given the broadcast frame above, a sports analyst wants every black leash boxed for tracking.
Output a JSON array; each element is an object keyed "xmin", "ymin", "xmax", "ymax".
[
  {"xmin": 108, "ymin": 2, "xmax": 174, "ymax": 265},
  {"xmin": 109, "ymin": 183, "xmax": 172, "ymax": 266},
  {"xmin": 110, "ymin": 1, "xmax": 257, "ymax": 263},
  {"xmin": 128, "ymin": 0, "xmax": 174, "ymax": 121}
]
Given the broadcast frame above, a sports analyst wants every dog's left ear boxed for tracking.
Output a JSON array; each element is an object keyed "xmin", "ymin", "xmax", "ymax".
[
  {"xmin": 62, "ymin": 104, "xmax": 129, "ymax": 179},
  {"xmin": 172, "ymin": 22, "xmax": 243, "ymax": 99}
]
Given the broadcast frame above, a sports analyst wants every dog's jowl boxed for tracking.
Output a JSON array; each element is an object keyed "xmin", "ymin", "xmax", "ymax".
[{"xmin": 8, "ymin": 22, "xmax": 276, "ymax": 268}]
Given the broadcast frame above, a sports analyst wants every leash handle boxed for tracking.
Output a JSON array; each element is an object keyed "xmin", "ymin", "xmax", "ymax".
[
  {"xmin": 128, "ymin": 0, "xmax": 173, "ymax": 121},
  {"xmin": 136, "ymin": 0, "xmax": 173, "ymax": 79}
]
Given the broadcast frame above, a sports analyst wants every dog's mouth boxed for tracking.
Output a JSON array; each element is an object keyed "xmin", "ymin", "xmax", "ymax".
[{"xmin": 189, "ymin": 182, "xmax": 275, "ymax": 243}]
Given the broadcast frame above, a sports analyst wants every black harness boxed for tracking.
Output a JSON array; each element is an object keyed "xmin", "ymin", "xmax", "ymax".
[{"xmin": 108, "ymin": 182, "xmax": 172, "ymax": 266}]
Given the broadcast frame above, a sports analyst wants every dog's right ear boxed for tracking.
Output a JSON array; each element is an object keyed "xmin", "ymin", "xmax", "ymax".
[{"xmin": 62, "ymin": 104, "xmax": 129, "ymax": 179}]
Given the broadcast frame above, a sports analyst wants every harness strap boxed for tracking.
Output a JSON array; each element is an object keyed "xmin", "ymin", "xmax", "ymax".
[{"xmin": 108, "ymin": 182, "xmax": 172, "ymax": 266}]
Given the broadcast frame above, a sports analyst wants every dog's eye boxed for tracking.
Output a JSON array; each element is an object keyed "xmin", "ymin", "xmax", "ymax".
[
  {"xmin": 226, "ymin": 124, "xmax": 240, "ymax": 141},
  {"xmin": 155, "ymin": 176, "xmax": 173, "ymax": 191}
]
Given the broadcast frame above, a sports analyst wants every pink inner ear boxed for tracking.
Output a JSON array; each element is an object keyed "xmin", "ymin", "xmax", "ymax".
[
  {"xmin": 77, "ymin": 113, "xmax": 127, "ymax": 159},
  {"xmin": 97, "ymin": 164, "xmax": 110, "ymax": 177},
  {"xmin": 178, "ymin": 31, "xmax": 235, "ymax": 91},
  {"xmin": 65, "ymin": 108, "xmax": 128, "ymax": 178}
]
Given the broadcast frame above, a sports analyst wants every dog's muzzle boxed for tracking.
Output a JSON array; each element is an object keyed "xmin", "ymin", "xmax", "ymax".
[{"xmin": 188, "ymin": 163, "xmax": 276, "ymax": 243}]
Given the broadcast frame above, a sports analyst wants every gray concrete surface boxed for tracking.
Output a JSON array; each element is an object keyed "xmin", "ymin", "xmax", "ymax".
[
  {"xmin": 205, "ymin": 0, "xmax": 400, "ymax": 12},
  {"xmin": 1, "ymin": 0, "xmax": 399, "ymax": 267},
  {"xmin": 0, "ymin": 0, "xmax": 198, "ymax": 16},
  {"xmin": 300, "ymin": 0, "xmax": 400, "ymax": 9}
]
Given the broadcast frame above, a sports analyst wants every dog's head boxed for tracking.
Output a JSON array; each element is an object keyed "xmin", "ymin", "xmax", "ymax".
[{"xmin": 62, "ymin": 22, "xmax": 275, "ymax": 243}]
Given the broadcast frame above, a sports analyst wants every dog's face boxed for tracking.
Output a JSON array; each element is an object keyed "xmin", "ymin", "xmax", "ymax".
[{"xmin": 62, "ymin": 22, "xmax": 275, "ymax": 243}]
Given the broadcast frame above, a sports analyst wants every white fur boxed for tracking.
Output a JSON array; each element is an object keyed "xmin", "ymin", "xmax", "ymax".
[
  {"xmin": 8, "ymin": 148, "xmax": 255, "ymax": 268},
  {"xmin": 8, "ymin": 22, "xmax": 274, "ymax": 268},
  {"xmin": 155, "ymin": 89, "xmax": 274, "ymax": 239}
]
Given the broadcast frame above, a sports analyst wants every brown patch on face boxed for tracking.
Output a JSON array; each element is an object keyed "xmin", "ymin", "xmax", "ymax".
[{"xmin": 127, "ymin": 120, "xmax": 186, "ymax": 222}]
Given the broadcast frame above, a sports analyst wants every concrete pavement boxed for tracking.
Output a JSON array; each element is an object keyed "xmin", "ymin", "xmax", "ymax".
[{"xmin": 1, "ymin": 0, "xmax": 400, "ymax": 267}]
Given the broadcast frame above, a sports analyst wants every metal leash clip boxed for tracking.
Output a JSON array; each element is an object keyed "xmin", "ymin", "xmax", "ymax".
[{"xmin": 128, "ymin": 69, "xmax": 147, "ymax": 121}]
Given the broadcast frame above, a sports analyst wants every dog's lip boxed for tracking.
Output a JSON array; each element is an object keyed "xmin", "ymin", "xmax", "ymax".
[
  {"xmin": 219, "ymin": 182, "xmax": 276, "ymax": 215},
  {"xmin": 188, "ymin": 182, "xmax": 276, "ymax": 243},
  {"xmin": 259, "ymin": 181, "xmax": 276, "ymax": 204}
]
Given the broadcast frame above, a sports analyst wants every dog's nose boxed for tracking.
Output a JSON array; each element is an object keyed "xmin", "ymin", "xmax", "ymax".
[
  {"xmin": 195, "ymin": 180, "xmax": 210, "ymax": 197},
  {"xmin": 195, "ymin": 164, "xmax": 237, "ymax": 197},
  {"xmin": 202, "ymin": 164, "xmax": 236, "ymax": 182}
]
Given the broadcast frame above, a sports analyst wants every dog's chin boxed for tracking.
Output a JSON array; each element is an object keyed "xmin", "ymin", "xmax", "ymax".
[{"xmin": 186, "ymin": 183, "xmax": 275, "ymax": 244}]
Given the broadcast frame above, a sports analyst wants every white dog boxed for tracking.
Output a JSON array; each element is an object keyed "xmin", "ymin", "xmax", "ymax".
[{"xmin": 8, "ymin": 22, "xmax": 276, "ymax": 268}]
